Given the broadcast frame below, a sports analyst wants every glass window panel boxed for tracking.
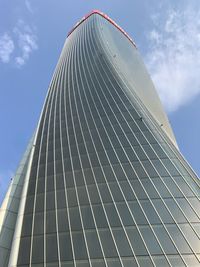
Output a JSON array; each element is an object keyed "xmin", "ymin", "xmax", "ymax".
[
  {"xmin": 85, "ymin": 230, "xmax": 103, "ymax": 258},
  {"xmin": 103, "ymin": 165, "xmax": 116, "ymax": 182},
  {"xmin": 86, "ymin": 141, "xmax": 95, "ymax": 154},
  {"xmin": 129, "ymin": 202, "xmax": 147, "ymax": 224},
  {"xmin": 105, "ymin": 203, "xmax": 121, "ymax": 227},
  {"xmin": 17, "ymin": 237, "xmax": 31, "ymax": 265},
  {"xmin": 127, "ymin": 133, "xmax": 139, "ymax": 146},
  {"xmin": 77, "ymin": 186, "xmax": 89, "ymax": 206},
  {"xmin": 109, "ymin": 182, "xmax": 124, "ymax": 202},
  {"xmin": 120, "ymin": 134, "xmax": 131, "ymax": 147},
  {"xmin": 47, "ymin": 176, "xmax": 55, "ymax": 192},
  {"xmin": 179, "ymin": 224, "xmax": 200, "ymax": 253},
  {"xmin": 164, "ymin": 199, "xmax": 187, "ymax": 223},
  {"xmin": 36, "ymin": 193, "xmax": 45, "ymax": 212},
  {"xmin": 143, "ymin": 130, "xmax": 158, "ymax": 144},
  {"xmin": 113, "ymin": 164, "xmax": 127, "ymax": 181},
  {"xmin": 142, "ymin": 161, "xmax": 158, "ymax": 177},
  {"xmin": 78, "ymin": 143, "xmax": 87, "ymax": 155},
  {"xmin": 152, "ymin": 256, "xmax": 169, "ymax": 267},
  {"xmin": 46, "ymin": 210, "xmax": 56, "ymax": 233},
  {"xmin": 122, "ymin": 258, "xmax": 138, "ymax": 267},
  {"xmin": 46, "ymin": 191, "xmax": 55, "ymax": 211},
  {"xmin": 150, "ymin": 178, "xmax": 171, "ymax": 198},
  {"xmin": 59, "ymin": 233, "xmax": 73, "ymax": 261},
  {"xmin": 55, "ymin": 160, "xmax": 63, "ymax": 175},
  {"xmin": 93, "ymin": 205, "xmax": 108, "ymax": 228},
  {"xmin": 37, "ymin": 178, "xmax": 45, "ymax": 194},
  {"xmin": 81, "ymin": 206, "xmax": 95, "ymax": 229},
  {"xmin": 153, "ymin": 225, "xmax": 177, "ymax": 254},
  {"xmin": 113, "ymin": 229, "xmax": 133, "ymax": 256},
  {"xmin": 141, "ymin": 201, "xmax": 161, "ymax": 224},
  {"xmin": 177, "ymin": 198, "xmax": 199, "ymax": 222},
  {"xmin": 117, "ymin": 202, "xmax": 134, "ymax": 226},
  {"xmin": 132, "ymin": 162, "xmax": 147, "ymax": 178},
  {"xmin": 46, "ymin": 234, "xmax": 58, "ymax": 262},
  {"xmin": 151, "ymin": 159, "xmax": 169, "ymax": 176},
  {"xmin": 72, "ymin": 231, "xmax": 88, "ymax": 260},
  {"xmin": 21, "ymin": 214, "xmax": 33, "ymax": 236},
  {"xmin": 81, "ymin": 154, "xmax": 91, "ymax": 169},
  {"xmin": 67, "ymin": 188, "xmax": 78, "ymax": 207},
  {"xmin": 34, "ymin": 212, "xmax": 44, "ymax": 235},
  {"xmin": 90, "ymin": 153, "xmax": 100, "ymax": 168},
  {"xmin": 32, "ymin": 235, "xmax": 44, "ymax": 263},
  {"xmin": 88, "ymin": 184, "xmax": 101, "ymax": 204},
  {"xmin": 98, "ymin": 151, "xmax": 109, "ymax": 165},
  {"xmin": 140, "ymin": 226, "xmax": 162, "ymax": 254},
  {"xmin": 69, "ymin": 207, "xmax": 82, "ymax": 231},
  {"xmin": 71, "ymin": 146, "xmax": 78, "ymax": 158},
  {"xmin": 58, "ymin": 208, "xmax": 69, "ymax": 232},
  {"xmin": 93, "ymin": 167, "xmax": 104, "ymax": 183},
  {"xmin": 61, "ymin": 262, "xmax": 74, "ymax": 267},
  {"xmin": 65, "ymin": 172, "xmax": 74, "ymax": 188},
  {"xmin": 183, "ymin": 254, "xmax": 200, "ymax": 266},
  {"xmin": 188, "ymin": 198, "xmax": 200, "ymax": 218},
  {"xmin": 64, "ymin": 158, "xmax": 72, "ymax": 172},
  {"xmin": 151, "ymin": 143, "xmax": 168, "ymax": 159},
  {"xmin": 57, "ymin": 189, "xmax": 67, "ymax": 209},
  {"xmin": 152, "ymin": 199, "xmax": 174, "ymax": 223},
  {"xmin": 25, "ymin": 195, "xmax": 34, "ymax": 214},
  {"xmin": 72, "ymin": 156, "xmax": 81, "ymax": 170},
  {"xmin": 74, "ymin": 170, "xmax": 85, "ymax": 186},
  {"xmin": 140, "ymin": 179, "xmax": 159, "ymax": 198},
  {"xmin": 163, "ymin": 177, "xmax": 183, "ymax": 197},
  {"xmin": 121, "ymin": 163, "xmax": 135, "ymax": 180},
  {"xmin": 98, "ymin": 184, "xmax": 112, "ymax": 203},
  {"xmin": 120, "ymin": 181, "xmax": 136, "ymax": 201},
  {"xmin": 84, "ymin": 168, "xmax": 95, "ymax": 184},
  {"xmin": 175, "ymin": 176, "xmax": 195, "ymax": 197},
  {"xmin": 166, "ymin": 224, "xmax": 192, "ymax": 253},
  {"xmin": 137, "ymin": 256, "xmax": 154, "ymax": 267},
  {"xmin": 106, "ymin": 149, "xmax": 119, "ymax": 164},
  {"xmin": 132, "ymin": 146, "xmax": 147, "ymax": 161},
  {"xmin": 126, "ymin": 227, "xmax": 147, "ymax": 255},
  {"xmin": 115, "ymin": 148, "xmax": 129, "ymax": 163},
  {"xmin": 0, "ymin": 210, "xmax": 16, "ymax": 229},
  {"xmin": 142, "ymin": 144, "xmax": 158, "ymax": 160},
  {"xmin": 107, "ymin": 259, "xmax": 121, "ymax": 267},
  {"xmin": 90, "ymin": 260, "xmax": 106, "ymax": 267},
  {"xmin": 130, "ymin": 180, "xmax": 148, "ymax": 199},
  {"xmin": 99, "ymin": 229, "xmax": 118, "ymax": 257},
  {"xmin": 163, "ymin": 158, "xmax": 180, "ymax": 176}
]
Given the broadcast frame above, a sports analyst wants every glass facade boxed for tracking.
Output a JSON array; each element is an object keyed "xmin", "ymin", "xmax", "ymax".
[{"xmin": 1, "ymin": 11, "xmax": 200, "ymax": 267}]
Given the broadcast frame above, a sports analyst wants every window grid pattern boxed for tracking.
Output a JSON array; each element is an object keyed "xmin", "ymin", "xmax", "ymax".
[{"xmin": 15, "ymin": 13, "xmax": 200, "ymax": 267}]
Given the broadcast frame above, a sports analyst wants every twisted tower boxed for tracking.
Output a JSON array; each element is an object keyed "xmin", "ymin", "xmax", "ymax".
[{"xmin": 1, "ymin": 10, "xmax": 200, "ymax": 267}]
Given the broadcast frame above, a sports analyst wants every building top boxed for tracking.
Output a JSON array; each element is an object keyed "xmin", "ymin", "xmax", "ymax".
[{"xmin": 67, "ymin": 10, "xmax": 136, "ymax": 48}]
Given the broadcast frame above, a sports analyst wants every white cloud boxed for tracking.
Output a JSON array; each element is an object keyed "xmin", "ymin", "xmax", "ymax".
[
  {"xmin": 0, "ymin": 1, "xmax": 37, "ymax": 67},
  {"xmin": 14, "ymin": 20, "xmax": 38, "ymax": 67},
  {"xmin": 0, "ymin": 33, "xmax": 15, "ymax": 63},
  {"xmin": 25, "ymin": 0, "xmax": 34, "ymax": 14},
  {"xmin": 145, "ymin": 8, "xmax": 200, "ymax": 112}
]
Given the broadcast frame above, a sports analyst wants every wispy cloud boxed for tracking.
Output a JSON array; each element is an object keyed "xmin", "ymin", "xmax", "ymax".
[
  {"xmin": 0, "ymin": 33, "xmax": 15, "ymax": 63},
  {"xmin": 145, "ymin": 8, "xmax": 200, "ymax": 112},
  {"xmin": 25, "ymin": 0, "xmax": 34, "ymax": 14},
  {"xmin": 14, "ymin": 20, "xmax": 38, "ymax": 67},
  {"xmin": 0, "ymin": 2, "xmax": 37, "ymax": 67}
]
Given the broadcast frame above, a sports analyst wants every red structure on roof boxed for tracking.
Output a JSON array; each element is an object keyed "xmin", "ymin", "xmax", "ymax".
[{"xmin": 67, "ymin": 10, "xmax": 136, "ymax": 47}]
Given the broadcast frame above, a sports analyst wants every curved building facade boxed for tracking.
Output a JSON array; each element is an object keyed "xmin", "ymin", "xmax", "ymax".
[{"xmin": 1, "ymin": 10, "xmax": 200, "ymax": 267}]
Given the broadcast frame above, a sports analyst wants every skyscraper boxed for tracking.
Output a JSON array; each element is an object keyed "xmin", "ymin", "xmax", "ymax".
[{"xmin": 1, "ymin": 10, "xmax": 200, "ymax": 267}]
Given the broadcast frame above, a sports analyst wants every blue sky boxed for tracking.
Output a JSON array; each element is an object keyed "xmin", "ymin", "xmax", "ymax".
[{"xmin": 0, "ymin": 0, "xmax": 200, "ymax": 203}]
